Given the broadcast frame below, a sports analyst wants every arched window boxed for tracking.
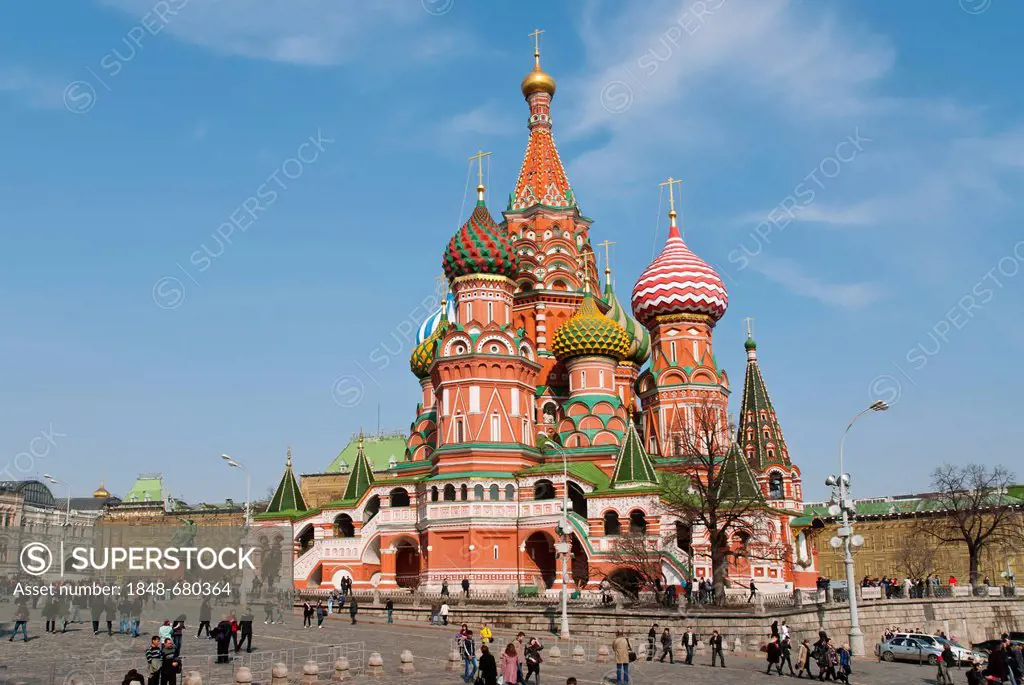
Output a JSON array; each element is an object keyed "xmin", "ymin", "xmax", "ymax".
[
  {"xmin": 443, "ymin": 484, "xmax": 456, "ymax": 501},
  {"xmin": 567, "ymin": 482, "xmax": 587, "ymax": 518},
  {"xmin": 460, "ymin": 484, "xmax": 468, "ymax": 501},
  {"xmin": 333, "ymin": 514, "xmax": 355, "ymax": 538},
  {"xmin": 768, "ymin": 473, "xmax": 784, "ymax": 500},
  {"xmin": 629, "ymin": 510, "xmax": 647, "ymax": 535},
  {"xmin": 431, "ymin": 486, "xmax": 439, "ymax": 502},
  {"xmin": 603, "ymin": 511, "xmax": 621, "ymax": 536},
  {"xmin": 364, "ymin": 495, "xmax": 381, "ymax": 523},
  {"xmin": 534, "ymin": 479, "xmax": 556, "ymax": 500},
  {"xmin": 675, "ymin": 521, "xmax": 692, "ymax": 549},
  {"xmin": 389, "ymin": 487, "xmax": 410, "ymax": 507},
  {"xmin": 489, "ymin": 484, "xmax": 500, "ymax": 501},
  {"xmin": 505, "ymin": 484, "xmax": 515, "ymax": 501},
  {"xmin": 474, "ymin": 484, "xmax": 484, "ymax": 501}
]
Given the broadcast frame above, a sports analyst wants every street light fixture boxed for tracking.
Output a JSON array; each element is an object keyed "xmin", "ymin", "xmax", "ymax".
[
  {"xmin": 43, "ymin": 474, "xmax": 71, "ymax": 526},
  {"xmin": 542, "ymin": 441, "xmax": 571, "ymax": 640},
  {"xmin": 828, "ymin": 400, "xmax": 888, "ymax": 657},
  {"xmin": 220, "ymin": 454, "xmax": 252, "ymax": 527}
]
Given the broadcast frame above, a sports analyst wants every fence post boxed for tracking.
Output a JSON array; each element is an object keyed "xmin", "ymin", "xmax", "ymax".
[
  {"xmin": 301, "ymin": 660, "xmax": 320, "ymax": 685},
  {"xmin": 367, "ymin": 651, "xmax": 385, "ymax": 676},
  {"xmin": 333, "ymin": 657, "xmax": 351, "ymax": 682}
]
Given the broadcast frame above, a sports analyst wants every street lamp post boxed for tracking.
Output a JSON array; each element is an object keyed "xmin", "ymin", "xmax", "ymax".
[
  {"xmin": 43, "ymin": 474, "xmax": 71, "ymax": 526},
  {"xmin": 221, "ymin": 454, "xmax": 252, "ymax": 527},
  {"xmin": 827, "ymin": 400, "xmax": 888, "ymax": 657},
  {"xmin": 543, "ymin": 442, "xmax": 571, "ymax": 640}
]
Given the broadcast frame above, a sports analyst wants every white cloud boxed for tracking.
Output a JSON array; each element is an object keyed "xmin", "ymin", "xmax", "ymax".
[
  {"xmin": 0, "ymin": 67, "xmax": 65, "ymax": 109},
  {"xmin": 99, "ymin": 0, "xmax": 466, "ymax": 67},
  {"xmin": 751, "ymin": 257, "xmax": 883, "ymax": 309}
]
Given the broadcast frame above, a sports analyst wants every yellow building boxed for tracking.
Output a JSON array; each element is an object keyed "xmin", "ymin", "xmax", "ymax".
[{"xmin": 802, "ymin": 492, "xmax": 1024, "ymax": 583}]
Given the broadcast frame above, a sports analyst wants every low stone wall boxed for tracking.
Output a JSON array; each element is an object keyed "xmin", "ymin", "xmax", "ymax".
[{"xmin": 353, "ymin": 597, "xmax": 1024, "ymax": 648}]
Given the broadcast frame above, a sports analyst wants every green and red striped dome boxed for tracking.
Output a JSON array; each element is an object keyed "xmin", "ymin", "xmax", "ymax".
[{"xmin": 442, "ymin": 200, "xmax": 518, "ymax": 281}]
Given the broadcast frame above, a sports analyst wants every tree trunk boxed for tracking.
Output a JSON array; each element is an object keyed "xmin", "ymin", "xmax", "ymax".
[
  {"xmin": 968, "ymin": 542, "xmax": 980, "ymax": 589},
  {"xmin": 710, "ymin": 530, "xmax": 728, "ymax": 605}
]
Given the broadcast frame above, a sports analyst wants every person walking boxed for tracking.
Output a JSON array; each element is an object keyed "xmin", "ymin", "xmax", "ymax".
[
  {"xmin": 197, "ymin": 598, "xmax": 211, "ymax": 638},
  {"xmin": 145, "ymin": 635, "xmax": 163, "ymax": 685},
  {"xmin": 514, "ymin": 632, "xmax": 527, "ymax": 685},
  {"xmin": 441, "ymin": 579, "xmax": 450, "ymax": 597},
  {"xmin": 647, "ymin": 623, "xmax": 657, "ymax": 661},
  {"xmin": 479, "ymin": 644, "xmax": 497, "ymax": 685},
  {"xmin": 709, "ymin": 630, "xmax": 725, "ymax": 667},
  {"xmin": 316, "ymin": 601, "xmax": 326, "ymax": 628},
  {"xmin": 429, "ymin": 601, "xmax": 440, "ymax": 625},
  {"xmin": 747, "ymin": 580, "xmax": 757, "ymax": 603},
  {"xmin": 524, "ymin": 636, "xmax": 543, "ymax": 685},
  {"xmin": 795, "ymin": 638, "xmax": 812, "ymax": 678},
  {"xmin": 171, "ymin": 616, "xmax": 185, "ymax": 656},
  {"xmin": 658, "ymin": 627, "xmax": 673, "ymax": 663},
  {"xmin": 8, "ymin": 601, "xmax": 29, "ymax": 642},
  {"xmin": 770, "ymin": 620, "xmax": 779, "ymax": 640},
  {"xmin": 612, "ymin": 629, "xmax": 631, "ymax": 685},
  {"xmin": 348, "ymin": 595, "xmax": 359, "ymax": 624},
  {"xmin": 160, "ymin": 637, "xmax": 180, "ymax": 684},
  {"xmin": 462, "ymin": 577, "xmax": 471, "ymax": 598},
  {"xmin": 766, "ymin": 636, "xmax": 782, "ymax": 675},
  {"xmin": 480, "ymin": 622, "xmax": 493, "ymax": 644},
  {"xmin": 837, "ymin": 644, "xmax": 852, "ymax": 684},
  {"xmin": 327, "ymin": 594, "xmax": 334, "ymax": 616},
  {"xmin": 440, "ymin": 601, "xmax": 450, "ymax": 626},
  {"xmin": 236, "ymin": 606, "xmax": 254, "ymax": 654},
  {"xmin": 213, "ymin": 616, "xmax": 233, "ymax": 664},
  {"xmin": 681, "ymin": 627, "xmax": 696, "ymax": 665},
  {"xmin": 938, "ymin": 644, "xmax": 955, "ymax": 685},
  {"xmin": 500, "ymin": 643, "xmax": 519, "ymax": 685},
  {"xmin": 780, "ymin": 635, "xmax": 796, "ymax": 676},
  {"xmin": 461, "ymin": 628, "xmax": 479, "ymax": 683},
  {"xmin": 385, "ymin": 598, "xmax": 394, "ymax": 624},
  {"xmin": 302, "ymin": 600, "xmax": 312, "ymax": 628}
]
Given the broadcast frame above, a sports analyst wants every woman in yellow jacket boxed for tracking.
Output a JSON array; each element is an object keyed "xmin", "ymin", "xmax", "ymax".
[{"xmin": 480, "ymin": 623, "xmax": 494, "ymax": 644}]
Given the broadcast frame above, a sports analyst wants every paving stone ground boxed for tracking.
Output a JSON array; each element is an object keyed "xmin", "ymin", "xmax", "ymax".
[{"xmin": 0, "ymin": 602, "xmax": 963, "ymax": 685}]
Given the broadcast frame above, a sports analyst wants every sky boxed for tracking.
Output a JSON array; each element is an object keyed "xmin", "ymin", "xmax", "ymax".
[{"xmin": 1, "ymin": 0, "xmax": 1022, "ymax": 505}]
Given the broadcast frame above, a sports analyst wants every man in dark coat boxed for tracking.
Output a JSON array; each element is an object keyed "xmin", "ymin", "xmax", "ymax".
[
  {"xmin": 349, "ymin": 595, "xmax": 359, "ymax": 624},
  {"xmin": 213, "ymin": 616, "xmax": 233, "ymax": 663}
]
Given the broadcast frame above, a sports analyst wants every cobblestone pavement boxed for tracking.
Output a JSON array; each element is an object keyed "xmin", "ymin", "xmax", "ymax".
[{"xmin": 0, "ymin": 605, "xmax": 959, "ymax": 684}]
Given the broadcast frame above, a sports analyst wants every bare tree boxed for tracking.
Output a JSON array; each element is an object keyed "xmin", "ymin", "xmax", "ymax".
[
  {"xmin": 658, "ymin": 397, "xmax": 789, "ymax": 603},
  {"xmin": 894, "ymin": 530, "xmax": 940, "ymax": 581},
  {"xmin": 597, "ymin": 532, "xmax": 663, "ymax": 598},
  {"xmin": 917, "ymin": 464, "xmax": 1019, "ymax": 587}
]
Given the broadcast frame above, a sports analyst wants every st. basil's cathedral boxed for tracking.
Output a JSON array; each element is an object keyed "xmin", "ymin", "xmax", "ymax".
[{"xmin": 256, "ymin": 38, "xmax": 820, "ymax": 595}]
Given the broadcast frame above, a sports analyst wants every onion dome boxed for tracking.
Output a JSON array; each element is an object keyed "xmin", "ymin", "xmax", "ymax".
[
  {"xmin": 416, "ymin": 291, "xmax": 456, "ymax": 344},
  {"xmin": 521, "ymin": 39, "xmax": 556, "ymax": 98},
  {"xmin": 442, "ymin": 196, "xmax": 518, "ymax": 282},
  {"xmin": 552, "ymin": 290, "xmax": 631, "ymax": 362},
  {"xmin": 603, "ymin": 269, "xmax": 651, "ymax": 365},
  {"xmin": 411, "ymin": 308, "xmax": 450, "ymax": 379},
  {"xmin": 93, "ymin": 482, "xmax": 110, "ymax": 499},
  {"xmin": 744, "ymin": 335, "xmax": 757, "ymax": 352},
  {"xmin": 631, "ymin": 204, "xmax": 728, "ymax": 326}
]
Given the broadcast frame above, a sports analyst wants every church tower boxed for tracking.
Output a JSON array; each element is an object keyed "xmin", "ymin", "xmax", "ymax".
[
  {"xmin": 631, "ymin": 180, "xmax": 730, "ymax": 457},
  {"xmin": 504, "ymin": 30, "xmax": 599, "ymax": 438}
]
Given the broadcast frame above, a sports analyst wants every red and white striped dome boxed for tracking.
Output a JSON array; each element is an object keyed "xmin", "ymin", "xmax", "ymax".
[{"xmin": 631, "ymin": 224, "xmax": 728, "ymax": 325}]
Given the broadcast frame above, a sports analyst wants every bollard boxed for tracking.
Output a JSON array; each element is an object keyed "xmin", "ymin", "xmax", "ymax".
[
  {"xmin": 596, "ymin": 645, "xmax": 611, "ymax": 663},
  {"xmin": 184, "ymin": 673, "xmax": 204, "ymax": 685},
  {"xmin": 235, "ymin": 666, "xmax": 253, "ymax": 684},
  {"xmin": 572, "ymin": 644, "xmax": 586, "ymax": 663},
  {"xmin": 301, "ymin": 660, "xmax": 319, "ymax": 685},
  {"xmin": 332, "ymin": 657, "xmax": 350, "ymax": 682},
  {"xmin": 548, "ymin": 645, "xmax": 561, "ymax": 663},
  {"xmin": 446, "ymin": 648, "xmax": 461, "ymax": 672},
  {"xmin": 399, "ymin": 649, "xmax": 415, "ymax": 674},
  {"xmin": 271, "ymin": 663, "xmax": 289, "ymax": 685},
  {"xmin": 367, "ymin": 651, "xmax": 385, "ymax": 676}
]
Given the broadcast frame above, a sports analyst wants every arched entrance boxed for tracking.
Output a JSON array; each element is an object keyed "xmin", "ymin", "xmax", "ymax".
[
  {"xmin": 394, "ymin": 538, "xmax": 421, "ymax": 589},
  {"xmin": 570, "ymin": 534, "xmax": 589, "ymax": 588},
  {"xmin": 567, "ymin": 482, "xmax": 587, "ymax": 518},
  {"xmin": 607, "ymin": 568, "xmax": 644, "ymax": 598},
  {"xmin": 296, "ymin": 524, "xmax": 314, "ymax": 555},
  {"xmin": 524, "ymin": 531, "xmax": 557, "ymax": 589}
]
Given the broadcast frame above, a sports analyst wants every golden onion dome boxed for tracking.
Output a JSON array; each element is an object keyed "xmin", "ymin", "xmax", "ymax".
[
  {"xmin": 93, "ymin": 482, "xmax": 111, "ymax": 499},
  {"xmin": 410, "ymin": 314, "xmax": 449, "ymax": 379},
  {"xmin": 552, "ymin": 291, "xmax": 631, "ymax": 362},
  {"xmin": 521, "ymin": 52, "xmax": 556, "ymax": 98}
]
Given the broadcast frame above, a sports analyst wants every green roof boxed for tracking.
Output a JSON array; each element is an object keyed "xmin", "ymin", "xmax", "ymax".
[
  {"xmin": 326, "ymin": 433, "xmax": 408, "ymax": 473},
  {"xmin": 266, "ymin": 448, "xmax": 307, "ymax": 514},
  {"xmin": 736, "ymin": 335, "xmax": 791, "ymax": 471},
  {"xmin": 342, "ymin": 436, "xmax": 376, "ymax": 501},
  {"xmin": 716, "ymin": 442, "xmax": 763, "ymax": 502},
  {"xmin": 610, "ymin": 419, "xmax": 658, "ymax": 489},
  {"xmin": 124, "ymin": 475, "xmax": 164, "ymax": 503}
]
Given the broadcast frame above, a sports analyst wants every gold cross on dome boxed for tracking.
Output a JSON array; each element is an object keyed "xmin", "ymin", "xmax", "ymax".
[
  {"xmin": 597, "ymin": 240, "xmax": 616, "ymax": 271},
  {"xmin": 744, "ymin": 317, "xmax": 754, "ymax": 338},
  {"xmin": 529, "ymin": 28, "xmax": 545, "ymax": 58},
  {"xmin": 468, "ymin": 149, "xmax": 492, "ymax": 187},
  {"xmin": 659, "ymin": 176, "xmax": 683, "ymax": 213}
]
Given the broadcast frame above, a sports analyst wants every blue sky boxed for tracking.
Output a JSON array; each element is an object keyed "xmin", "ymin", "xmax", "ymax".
[{"xmin": 1, "ymin": 0, "xmax": 1022, "ymax": 504}]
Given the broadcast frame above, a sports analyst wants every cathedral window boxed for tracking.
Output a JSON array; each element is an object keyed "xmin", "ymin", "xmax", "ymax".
[
  {"xmin": 505, "ymin": 484, "xmax": 515, "ymax": 501},
  {"xmin": 491, "ymin": 413, "xmax": 500, "ymax": 441},
  {"xmin": 669, "ymin": 341, "xmax": 677, "ymax": 362},
  {"xmin": 389, "ymin": 488, "xmax": 410, "ymax": 507},
  {"xmin": 603, "ymin": 511, "xmax": 621, "ymax": 536},
  {"xmin": 580, "ymin": 370, "xmax": 587, "ymax": 388},
  {"xmin": 443, "ymin": 485, "xmax": 456, "ymax": 501},
  {"xmin": 430, "ymin": 486, "xmax": 438, "ymax": 502},
  {"xmin": 534, "ymin": 479, "xmax": 556, "ymax": 500},
  {"xmin": 675, "ymin": 522, "xmax": 692, "ymax": 550},
  {"xmin": 493, "ymin": 545, "xmax": 500, "ymax": 561},
  {"xmin": 487, "ymin": 302, "xmax": 493, "ymax": 321},
  {"xmin": 598, "ymin": 370, "xmax": 605, "ymax": 388},
  {"xmin": 489, "ymin": 484, "xmax": 499, "ymax": 501},
  {"xmin": 333, "ymin": 514, "xmax": 355, "ymax": 538},
  {"xmin": 460, "ymin": 484, "xmax": 468, "ymax": 501},
  {"xmin": 474, "ymin": 484, "xmax": 484, "ymax": 500},
  {"xmin": 768, "ymin": 473, "xmax": 784, "ymax": 500},
  {"xmin": 470, "ymin": 387, "xmax": 480, "ymax": 413},
  {"xmin": 455, "ymin": 418, "xmax": 465, "ymax": 443},
  {"xmin": 510, "ymin": 387, "xmax": 520, "ymax": 416},
  {"xmin": 629, "ymin": 510, "xmax": 648, "ymax": 535},
  {"xmin": 522, "ymin": 419, "xmax": 530, "ymax": 444}
]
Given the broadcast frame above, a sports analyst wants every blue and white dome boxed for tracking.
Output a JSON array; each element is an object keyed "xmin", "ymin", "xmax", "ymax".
[{"xmin": 416, "ymin": 292, "xmax": 456, "ymax": 344}]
